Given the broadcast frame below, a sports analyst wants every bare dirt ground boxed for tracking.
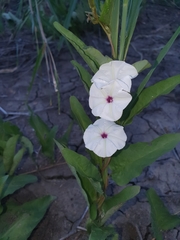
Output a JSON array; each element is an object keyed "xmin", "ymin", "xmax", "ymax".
[{"xmin": 1, "ymin": 3, "xmax": 180, "ymax": 240}]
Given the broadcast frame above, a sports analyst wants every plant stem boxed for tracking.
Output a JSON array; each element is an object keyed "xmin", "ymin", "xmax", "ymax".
[{"xmin": 97, "ymin": 157, "xmax": 111, "ymax": 214}]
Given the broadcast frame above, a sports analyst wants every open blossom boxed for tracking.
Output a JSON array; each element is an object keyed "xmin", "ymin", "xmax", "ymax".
[
  {"xmin": 91, "ymin": 61, "xmax": 138, "ymax": 91},
  {"xmin": 83, "ymin": 119, "xmax": 127, "ymax": 158},
  {"xmin": 89, "ymin": 81, "xmax": 132, "ymax": 121}
]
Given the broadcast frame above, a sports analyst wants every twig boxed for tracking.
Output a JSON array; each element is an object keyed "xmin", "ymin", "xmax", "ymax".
[
  {"xmin": 59, "ymin": 207, "xmax": 88, "ymax": 240},
  {"xmin": 0, "ymin": 106, "xmax": 57, "ymax": 121},
  {"xmin": 20, "ymin": 161, "xmax": 66, "ymax": 175},
  {"xmin": 76, "ymin": 226, "xmax": 87, "ymax": 231}
]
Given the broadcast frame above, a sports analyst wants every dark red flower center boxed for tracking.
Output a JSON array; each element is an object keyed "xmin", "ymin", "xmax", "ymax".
[
  {"xmin": 106, "ymin": 96, "xmax": 113, "ymax": 103},
  {"xmin": 101, "ymin": 132, "xmax": 108, "ymax": 139}
]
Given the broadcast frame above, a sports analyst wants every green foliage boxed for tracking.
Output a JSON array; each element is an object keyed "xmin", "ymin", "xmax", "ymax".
[
  {"xmin": 29, "ymin": 113, "xmax": 58, "ymax": 160},
  {"xmin": 70, "ymin": 96, "xmax": 92, "ymax": 131},
  {"xmin": 137, "ymin": 26, "xmax": 180, "ymax": 95},
  {"xmin": 0, "ymin": 119, "xmax": 55, "ymax": 240},
  {"xmin": 132, "ymin": 59, "xmax": 151, "ymax": 73},
  {"xmin": 89, "ymin": 225, "xmax": 116, "ymax": 240},
  {"xmin": 101, "ymin": 186, "xmax": 140, "ymax": 225},
  {"xmin": 0, "ymin": 195, "xmax": 55, "ymax": 240},
  {"xmin": 147, "ymin": 188, "xmax": 180, "ymax": 240},
  {"xmin": 71, "ymin": 60, "xmax": 92, "ymax": 92},
  {"xmin": 0, "ymin": 174, "xmax": 37, "ymax": 199},
  {"xmin": 124, "ymin": 74, "xmax": 180, "ymax": 125},
  {"xmin": 0, "ymin": 119, "xmax": 33, "ymax": 176},
  {"xmin": 110, "ymin": 133, "xmax": 180, "ymax": 185},
  {"xmin": 70, "ymin": 96, "xmax": 101, "ymax": 165},
  {"xmin": 28, "ymin": 44, "xmax": 46, "ymax": 94},
  {"xmin": 54, "ymin": 21, "xmax": 112, "ymax": 73},
  {"xmin": 61, "ymin": 148, "xmax": 101, "ymax": 182},
  {"xmin": 119, "ymin": 0, "xmax": 142, "ymax": 60}
]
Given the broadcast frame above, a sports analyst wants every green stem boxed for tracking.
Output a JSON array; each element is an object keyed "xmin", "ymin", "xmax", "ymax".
[{"xmin": 97, "ymin": 157, "xmax": 111, "ymax": 217}]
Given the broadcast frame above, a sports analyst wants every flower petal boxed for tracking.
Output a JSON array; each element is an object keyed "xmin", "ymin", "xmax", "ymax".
[
  {"xmin": 83, "ymin": 119, "xmax": 127, "ymax": 158},
  {"xmin": 91, "ymin": 61, "xmax": 138, "ymax": 90},
  {"xmin": 89, "ymin": 82, "xmax": 132, "ymax": 121}
]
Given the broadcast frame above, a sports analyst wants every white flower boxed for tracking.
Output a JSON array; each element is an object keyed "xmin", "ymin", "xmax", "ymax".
[
  {"xmin": 91, "ymin": 61, "xmax": 138, "ymax": 91},
  {"xmin": 83, "ymin": 119, "xmax": 127, "ymax": 158},
  {"xmin": 89, "ymin": 81, "xmax": 132, "ymax": 121}
]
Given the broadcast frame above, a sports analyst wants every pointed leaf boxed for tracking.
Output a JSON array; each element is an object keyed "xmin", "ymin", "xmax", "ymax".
[
  {"xmin": 120, "ymin": 0, "xmax": 142, "ymax": 60},
  {"xmin": 61, "ymin": 148, "xmax": 101, "ymax": 182},
  {"xmin": 110, "ymin": 133, "xmax": 180, "ymax": 185},
  {"xmin": 70, "ymin": 96, "xmax": 92, "ymax": 131},
  {"xmin": 0, "ymin": 175, "xmax": 9, "ymax": 199},
  {"xmin": 9, "ymin": 148, "xmax": 25, "ymax": 175},
  {"xmin": 63, "ymin": 160, "xmax": 97, "ymax": 221},
  {"xmin": 28, "ymin": 44, "xmax": 46, "ymax": 94},
  {"xmin": 53, "ymin": 21, "xmax": 112, "ymax": 73},
  {"xmin": 137, "ymin": 26, "xmax": 180, "ymax": 95},
  {"xmin": 29, "ymin": 114, "xmax": 57, "ymax": 159},
  {"xmin": 89, "ymin": 225, "xmax": 115, "ymax": 240},
  {"xmin": 1, "ymin": 174, "xmax": 37, "ymax": 199},
  {"xmin": 57, "ymin": 121, "xmax": 73, "ymax": 147},
  {"xmin": 125, "ymin": 75, "xmax": 180, "ymax": 124},
  {"xmin": 147, "ymin": 188, "xmax": 180, "ymax": 240},
  {"xmin": 0, "ymin": 195, "xmax": 55, "ymax": 240},
  {"xmin": 21, "ymin": 136, "xmax": 33, "ymax": 156},
  {"xmin": 3, "ymin": 135, "xmax": 19, "ymax": 173},
  {"xmin": 71, "ymin": 60, "xmax": 92, "ymax": 92},
  {"xmin": 101, "ymin": 186, "xmax": 140, "ymax": 225},
  {"xmin": 109, "ymin": 0, "xmax": 120, "ymax": 58},
  {"xmin": 133, "ymin": 59, "xmax": 151, "ymax": 73},
  {"xmin": 70, "ymin": 96, "xmax": 101, "ymax": 166}
]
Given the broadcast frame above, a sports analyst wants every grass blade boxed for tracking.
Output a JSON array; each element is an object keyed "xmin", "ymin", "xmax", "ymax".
[
  {"xmin": 119, "ymin": 0, "xmax": 129, "ymax": 60},
  {"xmin": 137, "ymin": 25, "xmax": 180, "ymax": 95}
]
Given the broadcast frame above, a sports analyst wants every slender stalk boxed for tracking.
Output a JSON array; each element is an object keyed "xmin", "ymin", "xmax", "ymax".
[{"xmin": 97, "ymin": 157, "xmax": 111, "ymax": 214}]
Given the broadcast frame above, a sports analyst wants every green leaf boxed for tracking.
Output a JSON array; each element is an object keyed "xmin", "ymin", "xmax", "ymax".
[
  {"xmin": 137, "ymin": 25, "xmax": 180, "ymax": 95},
  {"xmin": 0, "ymin": 160, "xmax": 5, "ymax": 177},
  {"xmin": 147, "ymin": 188, "xmax": 180, "ymax": 240},
  {"xmin": 9, "ymin": 148, "xmax": 25, "ymax": 175},
  {"xmin": 28, "ymin": 44, "xmax": 46, "ymax": 94},
  {"xmin": 101, "ymin": 186, "xmax": 140, "ymax": 224},
  {"xmin": 109, "ymin": 0, "xmax": 120, "ymax": 59},
  {"xmin": 1, "ymin": 174, "xmax": 37, "ymax": 199},
  {"xmin": 29, "ymin": 113, "xmax": 57, "ymax": 159},
  {"xmin": 71, "ymin": 60, "xmax": 92, "ymax": 92},
  {"xmin": 53, "ymin": 21, "xmax": 112, "ymax": 73},
  {"xmin": 70, "ymin": 96, "xmax": 101, "ymax": 165},
  {"xmin": 3, "ymin": 135, "xmax": 20, "ymax": 173},
  {"xmin": 0, "ymin": 119, "xmax": 21, "ymax": 141},
  {"xmin": 57, "ymin": 121, "xmax": 73, "ymax": 148},
  {"xmin": 68, "ymin": 164, "xmax": 98, "ymax": 221},
  {"xmin": 99, "ymin": 0, "xmax": 113, "ymax": 26},
  {"xmin": 89, "ymin": 225, "xmax": 115, "ymax": 240},
  {"xmin": 70, "ymin": 96, "xmax": 92, "ymax": 131},
  {"xmin": 119, "ymin": 0, "xmax": 129, "ymax": 61},
  {"xmin": 55, "ymin": 141, "xmax": 98, "ymax": 220},
  {"xmin": 0, "ymin": 195, "xmax": 55, "ymax": 240},
  {"xmin": 110, "ymin": 133, "xmax": 180, "ymax": 186},
  {"xmin": 0, "ymin": 175, "xmax": 9, "ymax": 199},
  {"xmin": 119, "ymin": 0, "xmax": 142, "ymax": 60},
  {"xmin": 57, "ymin": 0, "xmax": 78, "ymax": 50},
  {"xmin": 125, "ymin": 74, "xmax": 180, "ymax": 125},
  {"xmin": 20, "ymin": 136, "xmax": 33, "ymax": 156},
  {"xmin": 61, "ymin": 148, "xmax": 101, "ymax": 182},
  {"xmin": 133, "ymin": 59, "xmax": 151, "ymax": 73}
]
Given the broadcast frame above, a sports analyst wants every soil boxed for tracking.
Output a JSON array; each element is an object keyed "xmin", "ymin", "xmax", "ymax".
[{"xmin": 1, "ymin": 3, "xmax": 180, "ymax": 240}]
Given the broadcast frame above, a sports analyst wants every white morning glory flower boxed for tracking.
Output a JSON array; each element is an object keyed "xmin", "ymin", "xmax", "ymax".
[
  {"xmin": 89, "ymin": 81, "xmax": 132, "ymax": 121},
  {"xmin": 91, "ymin": 61, "xmax": 138, "ymax": 91},
  {"xmin": 83, "ymin": 119, "xmax": 127, "ymax": 158}
]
